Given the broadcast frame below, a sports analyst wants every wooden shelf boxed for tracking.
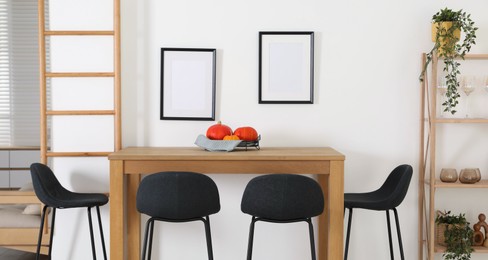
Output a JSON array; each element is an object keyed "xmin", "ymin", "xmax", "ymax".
[
  {"xmin": 434, "ymin": 118, "xmax": 488, "ymax": 124},
  {"xmin": 435, "ymin": 244, "xmax": 488, "ymax": 253},
  {"xmin": 426, "ymin": 179, "xmax": 488, "ymax": 188},
  {"xmin": 438, "ymin": 53, "xmax": 488, "ymax": 60},
  {"xmin": 461, "ymin": 54, "xmax": 488, "ymax": 60}
]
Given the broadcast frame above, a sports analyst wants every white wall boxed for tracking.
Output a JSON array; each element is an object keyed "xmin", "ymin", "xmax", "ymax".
[{"xmin": 48, "ymin": 0, "xmax": 488, "ymax": 259}]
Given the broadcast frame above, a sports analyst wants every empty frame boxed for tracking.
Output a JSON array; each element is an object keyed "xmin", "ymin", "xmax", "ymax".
[
  {"xmin": 161, "ymin": 48, "xmax": 216, "ymax": 120},
  {"xmin": 259, "ymin": 32, "xmax": 314, "ymax": 104}
]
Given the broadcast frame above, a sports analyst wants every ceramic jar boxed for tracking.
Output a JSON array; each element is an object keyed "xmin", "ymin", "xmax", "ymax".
[
  {"xmin": 459, "ymin": 168, "xmax": 481, "ymax": 184},
  {"xmin": 440, "ymin": 168, "xmax": 458, "ymax": 183}
]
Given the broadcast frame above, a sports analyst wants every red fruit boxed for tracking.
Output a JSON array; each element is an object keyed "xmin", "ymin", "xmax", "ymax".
[
  {"xmin": 234, "ymin": 127, "xmax": 258, "ymax": 141},
  {"xmin": 206, "ymin": 121, "xmax": 233, "ymax": 140}
]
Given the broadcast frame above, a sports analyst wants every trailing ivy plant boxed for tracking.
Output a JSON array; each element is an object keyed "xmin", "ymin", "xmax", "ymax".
[
  {"xmin": 419, "ymin": 8, "xmax": 478, "ymax": 115},
  {"xmin": 443, "ymin": 224, "xmax": 474, "ymax": 260},
  {"xmin": 436, "ymin": 211, "xmax": 474, "ymax": 260}
]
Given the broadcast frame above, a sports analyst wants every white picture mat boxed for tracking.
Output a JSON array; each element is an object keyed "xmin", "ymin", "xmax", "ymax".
[
  {"xmin": 261, "ymin": 34, "xmax": 312, "ymax": 101},
  {"xmin": 162, "ymin": 50, "xmax": 214, "ymax": 118}
]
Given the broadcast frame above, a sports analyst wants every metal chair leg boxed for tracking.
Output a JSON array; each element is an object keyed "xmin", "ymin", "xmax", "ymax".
[
  {"xmin": 36, "ymin": 205, "xmax": 49, "ymax": 260},
  {"xmin": 386, "ymin": 210, "xmax": 394, "ymax": 260},
  {"xmin": 246, "ymin": 216, "xmax": 257, "ymax": 260},
  {"xmin": 393, "ymin": 208, "xmax": 405, "ymax": 260},
  {"xmin": 88, "ymin": 207, "xmax": 97, "ymax": 260},
  {"xmin": 95, "ymin": 206, "xmax": 108, "ymax": 260},
  {"xmin": 48, "ymin": 208, "xmax": 56, "ymax": 258},
  {"xmin": 307, "ymin": 218, "xmax": 317, "ymax": 260},
  {"xmin": 141, "ymin": 218, "xmax": 154, "ymax": 260},
  {"xmin": 147, "ymin": 218, "xmax": 155, "ymax": 260},
  {"xmin": 344, "ymin": 208, "xmax": 353, "ymax": 260},
  {"xmin": 203, "ymin": 216, "xmax": 214, "ymax": 260}
]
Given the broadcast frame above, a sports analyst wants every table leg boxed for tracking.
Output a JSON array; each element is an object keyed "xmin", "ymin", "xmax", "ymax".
[
  {"xmin": 328, "ymin": 160, "xmax": 344, "ymax": 260},
  {"xmin": 110, "ymin": 160, "xmax": 124, "ymax": 260},
  {"xmin": 127, "ymin": 174, "xmax": 141, "ymax": 260},
  {"xmin": 317, "ymin": 174, "xmax": 329, "ymax": 260}
]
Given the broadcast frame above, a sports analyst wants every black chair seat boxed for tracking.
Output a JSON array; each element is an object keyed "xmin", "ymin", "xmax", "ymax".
[
  {"xmin": 241, "ymin": 174, "xmax": 324, "ymax": 260},
  {"xmin": 51, "ymin": 192, "xmax": 108, "ymax": 209},
  {"xmin": 345, "ymin": 192, "xmax": 394, "ymax": 210},
  {"xmin": 136, "ymin": 171, "xmax": 220, "ymax": 260},
  {"xmin": 241, "ymin": 174, "xmax": 324, "ymax": 221},
  {"xmin": 345, "ymin": 164, "xmax": 412, "ymax": 211},
  {"xmin": 137, "ymin": 171, "xmax": 220, "ymax": 220}
]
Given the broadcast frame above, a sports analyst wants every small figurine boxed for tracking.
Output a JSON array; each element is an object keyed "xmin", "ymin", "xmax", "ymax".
[
  {"xmin": 472, "ymin": 213, "xmax": 488, "ymax": 247},
  {"xmin": 473, "ymin": 223, "xmax": 484, "ymax": 246}
]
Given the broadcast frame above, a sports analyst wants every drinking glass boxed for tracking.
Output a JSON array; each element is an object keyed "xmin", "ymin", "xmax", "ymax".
[
  {"xmin": 461, "ymin": 76, "xmax": 475, "ymax": 118},
  {"xmin": 437, "ymin": 76, "xmax": 447, "ymax": 117}
]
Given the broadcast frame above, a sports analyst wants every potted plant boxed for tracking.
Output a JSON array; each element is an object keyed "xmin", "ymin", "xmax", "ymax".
[
  {"xmin": 419, "ymin": 8, "xmax": 478, "ymax": 114},
  {"xmin": 436, "ymin": 210, "xmax": 474, "ymax": 260}
]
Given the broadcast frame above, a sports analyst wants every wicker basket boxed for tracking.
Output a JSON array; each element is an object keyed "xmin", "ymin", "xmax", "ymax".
[
  {"xmin": 436, "ymin": 223, "xmax": 448, "ymax": 246},
  {"xmin": 436, "ymin": 223, "xmax": 463, "ymax": 246}
]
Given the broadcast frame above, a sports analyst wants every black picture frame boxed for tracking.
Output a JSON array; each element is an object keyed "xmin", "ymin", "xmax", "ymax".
[
  {"xmin": 259, "ymin": 31, "xmax": 314, "ymax": 104},
  {"xmin": 160, "ymin": 48, "xmax": 216, "ymax": 120}
]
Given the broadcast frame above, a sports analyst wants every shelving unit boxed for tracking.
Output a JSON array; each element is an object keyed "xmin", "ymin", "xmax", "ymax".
[{"xmin": 419, "ymin": 53, "xmax": 488, "ymax": 260}]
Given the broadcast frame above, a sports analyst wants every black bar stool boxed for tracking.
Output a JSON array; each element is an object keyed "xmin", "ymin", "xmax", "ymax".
[
  {"xmin": 136, "ymin": 171, "xmax": 221, "ymax": 260},
  {"xmin": 30, "ymin": 163, "xmax": 108, "ymax": 260},
  {"xmin": 344, "ymin": 164, "xmax": 413, "ymax": 260},
  {"xmin": 241, "ymin": 174, "xmax": 324, "ymax": 260}
]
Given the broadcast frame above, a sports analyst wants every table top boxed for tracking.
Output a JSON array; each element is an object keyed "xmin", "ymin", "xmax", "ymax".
[{"xmin": 108, "ymin": 147, "xmax": 345, "ymax": 161}]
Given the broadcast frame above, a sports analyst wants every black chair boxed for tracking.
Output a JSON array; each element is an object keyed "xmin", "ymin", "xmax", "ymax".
[
  {"xmin": 344, "ymin": 164, "xmax": 413, "ymax": 260},
  {"xmin": 241, "ymin": 174, "xmax": 324, "ymax": 260},
  {"xmin": 136, "ymin": 171, "xmax": 220, "ymax": 260},
  {"xmin": 29, "ymin": 163, "xmax": 108, "ymax": 260}
]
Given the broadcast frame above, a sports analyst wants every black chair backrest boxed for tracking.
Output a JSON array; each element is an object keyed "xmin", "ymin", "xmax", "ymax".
[
  {"xmin": 241, "ymin": 174, "xmax": 324, "ymax": 220},
  {"xmin": 30, "ymin": 163, "xmax": 71, "ymax": 207},
  {"xmin": 376, "ymin": 164, "xmax": 413, "ymax": 209},
  {"xmin": 136, "ymin": 171, "xmax": 220, "ymax": 220}
]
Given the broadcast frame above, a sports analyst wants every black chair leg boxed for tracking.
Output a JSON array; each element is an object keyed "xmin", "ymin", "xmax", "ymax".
[
  {"xmin": 393, "ymin": 208, "xmax": 405, "ymax": 260},
  {"xmin": 344, "ymin": 208, "xmax": 353, "ymax": 260},
  {"xmin": 36, "ymin": 205, "xmax": 49, "ymax": 260},
  {"xmin": 95, "ymin": 206, "xmax": 108, "ymax": 260},
  {"xmin": 246, "ymin": 216, "xmax": 257, "ymax": 260},
  {"xmin": 48, "ymin": 208, "xmax": 56, "ymax": 258},
  {"xmin": 87, "ymin": 207, "xmax": 97, "ymax": 260},
  {"xmin": 306, "ymin": 218, "xmax": 317, "ymax": 260},
  {"xmin": 386, "ymin": 210, "xmax": 394, "ymax": 260},
  {"xmin": 148, "ymin": 219, "xmax": 156, "ymax": 260},
  {"xmin": 202, "ymin": 216, "xmax": 214, "ymax": 260},
  {"xmin": 141, "ymin": 219, "xmax": 149, "ymax": 260},
  {"xmin": 142, "ymin": 218, "xmax": 155, "ymax": 260}
]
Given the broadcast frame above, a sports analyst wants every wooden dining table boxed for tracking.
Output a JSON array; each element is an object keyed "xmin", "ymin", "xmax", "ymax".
[{"xmin": 108, "ymin": 146, "xmax": 345, "ymax": 260}]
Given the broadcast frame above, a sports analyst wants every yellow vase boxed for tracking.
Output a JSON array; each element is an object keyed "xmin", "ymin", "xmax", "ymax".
[{"xmin": 431, "ymin": 22, "xmax": 461, "ymax": 55}]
